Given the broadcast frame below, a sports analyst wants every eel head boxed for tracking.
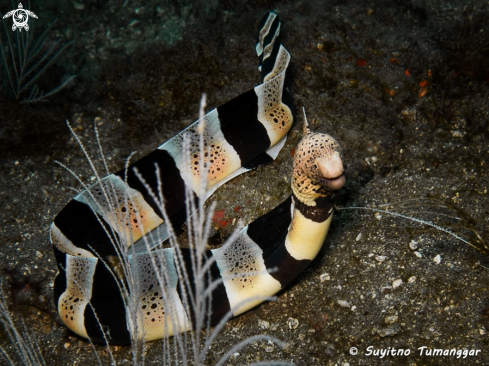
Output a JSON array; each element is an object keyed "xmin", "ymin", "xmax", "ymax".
[{"xmin": 292, "ymin": 131, "xmax": 346, "ymax": 204}]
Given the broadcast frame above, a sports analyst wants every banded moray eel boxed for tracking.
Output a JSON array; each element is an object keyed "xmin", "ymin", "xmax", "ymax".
[{"xmin": 49, "ymin": 13, "xmax": 343, "ymax": 345}]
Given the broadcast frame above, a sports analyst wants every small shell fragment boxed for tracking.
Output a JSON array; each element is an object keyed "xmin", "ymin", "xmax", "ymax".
[
  {"xmin": 337, "ymin": 300, "xmax": 351, "ymax": 308},
  {"xmin": 377, "ymin": 325, "xmax": 401, "ymax": 337},
  {"xmin": 433, "ymin": 254, "xmax": 441, "ymax": 264},
  {"xmin": 265, "ymin": 340, "xmax": 275, "ymax": 353},
  {"xmin": 320, "ymin": 273, "xmax": 331, "ymax": 282},
  {"xmin": 409, "ymin": 240, "xmax": 418, "ymax": 250},
  {"xmin": 385, "ymin": 315, "xmax": 398, "ymax": 324},
  {"xmin": 375, "ymin": 255, "xmax": 386, "ymax": 263},
  {"xmin": 356, "ymin": 233, "xmax": 362, "ymax": 241},
  {"xmin": 258, "ymin": 319, "xmax": 270, "ymax": 330},
  {"xmin": 374, "ymin": 212, "xmax": 382, "ymax": 220},
  {"xmin": 408, "ymin": 276, "xmax": 417, "ymax": 283},
  {"xmin": 392, "ymin": 279, "xmax": 403, "ymax": 289},
  {"xmin": 288, "ymin": 317, "xmax": 299, "ymax": 330},
  {"xmin": 414, "ymin": 251, "xmax": 422, "ymax": 258}
]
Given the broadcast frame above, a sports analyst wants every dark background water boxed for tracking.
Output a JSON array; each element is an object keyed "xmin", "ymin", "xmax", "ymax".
[{"xmin": 1, "ymin": 0, "xmax": 489, "ymax": 364}]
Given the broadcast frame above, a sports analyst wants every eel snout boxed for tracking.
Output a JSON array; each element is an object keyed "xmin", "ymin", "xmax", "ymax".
[{"xmin": 316, "ymin": 151, "xmax": 346, "ymax": 191}]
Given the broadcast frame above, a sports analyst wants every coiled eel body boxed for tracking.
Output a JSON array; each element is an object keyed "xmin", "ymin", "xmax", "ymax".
[{"xmin": 50, "ymin": 12, "xmax": 345, "ymax": 344}]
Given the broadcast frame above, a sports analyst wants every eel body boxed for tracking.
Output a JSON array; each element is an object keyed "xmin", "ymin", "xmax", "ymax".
[{"xmin": 50, "ymin": 12, "xmax": 345, "ymax": 344}]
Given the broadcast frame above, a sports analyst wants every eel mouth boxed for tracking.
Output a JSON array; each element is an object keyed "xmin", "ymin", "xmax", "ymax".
[{"xmin": 317, "ymin": 173, "xmax": 346, "ymax": 191}]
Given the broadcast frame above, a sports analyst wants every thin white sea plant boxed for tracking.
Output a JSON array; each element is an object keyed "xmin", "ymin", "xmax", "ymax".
[
  {"xmin": 60, "ymin": 116, "xmax": 192, "ymax": 365},
  {"xmin": 0, "ymin": 0, "xmax": 76, "ymax": 102},
  {"xmin": 59, "ymin": 121, "xmax": 181, "ymax": 365},
  {"xmin": 338, "ymin": 199, "xmax": 484, "ymax": 253},
  {"xmin": 56, "ymin": 121, "xmax": 138, "ymax": 365},
  {"xmin": 0, "ymin": 280, "xmax": 46, "ymax": 366}
]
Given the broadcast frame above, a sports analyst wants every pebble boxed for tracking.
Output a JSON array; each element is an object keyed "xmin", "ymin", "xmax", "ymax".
[
  {"xmin": 42, "ymin": 323, "xmax": 52, "ymax": 334},
  {"xmin": 258, "ymin": 319, "xmax": 270, "ymax": 330},
  {"xmin": 414, "ymin": 251, "xmax": 422, "ymax": 258},
  {"xmin": 128, "ymin": 19, "xmax": 140, "ymax": 27},
  {"xmin": 356, "ymin": 233, "xmax": 362, "ymax": 241},
  {"xmin": 73, "ymin": 2, "xmax": 85, "ymax": 10},
  {"xmin": 408, "ymin": 276, "xmax": 417, "ymax": 283},
  {"xmin": 265, "ymin": 340, "xmax": 275, "ymax": 353},
  {"xmin": 409, "ymin": 240, "xmax": 418, "ymax": 250},
  {"xmin": 377, "ymin": 325, "xmax": 400, "ymax": 337},
  {"xmin": 337, "ymin": 300, "xmax": 351, "ymax": 308},
  {"xmin": 392, "ymin": 279, "xmax": 403, "ymax": 289},
  {"xmin": 320, "ymin": 273, "xmax": 331, "ymax": 282},
  {"xmin": 375, "ymin": 255, "xmax": 386, "ymax": 263},
  {"xmin": 385, "ymin": 315, "xmax": 398, "ymax": 324},
  {"xmin": 433, "ymin": 254, "xmax": 442, "ymax": 264}
]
